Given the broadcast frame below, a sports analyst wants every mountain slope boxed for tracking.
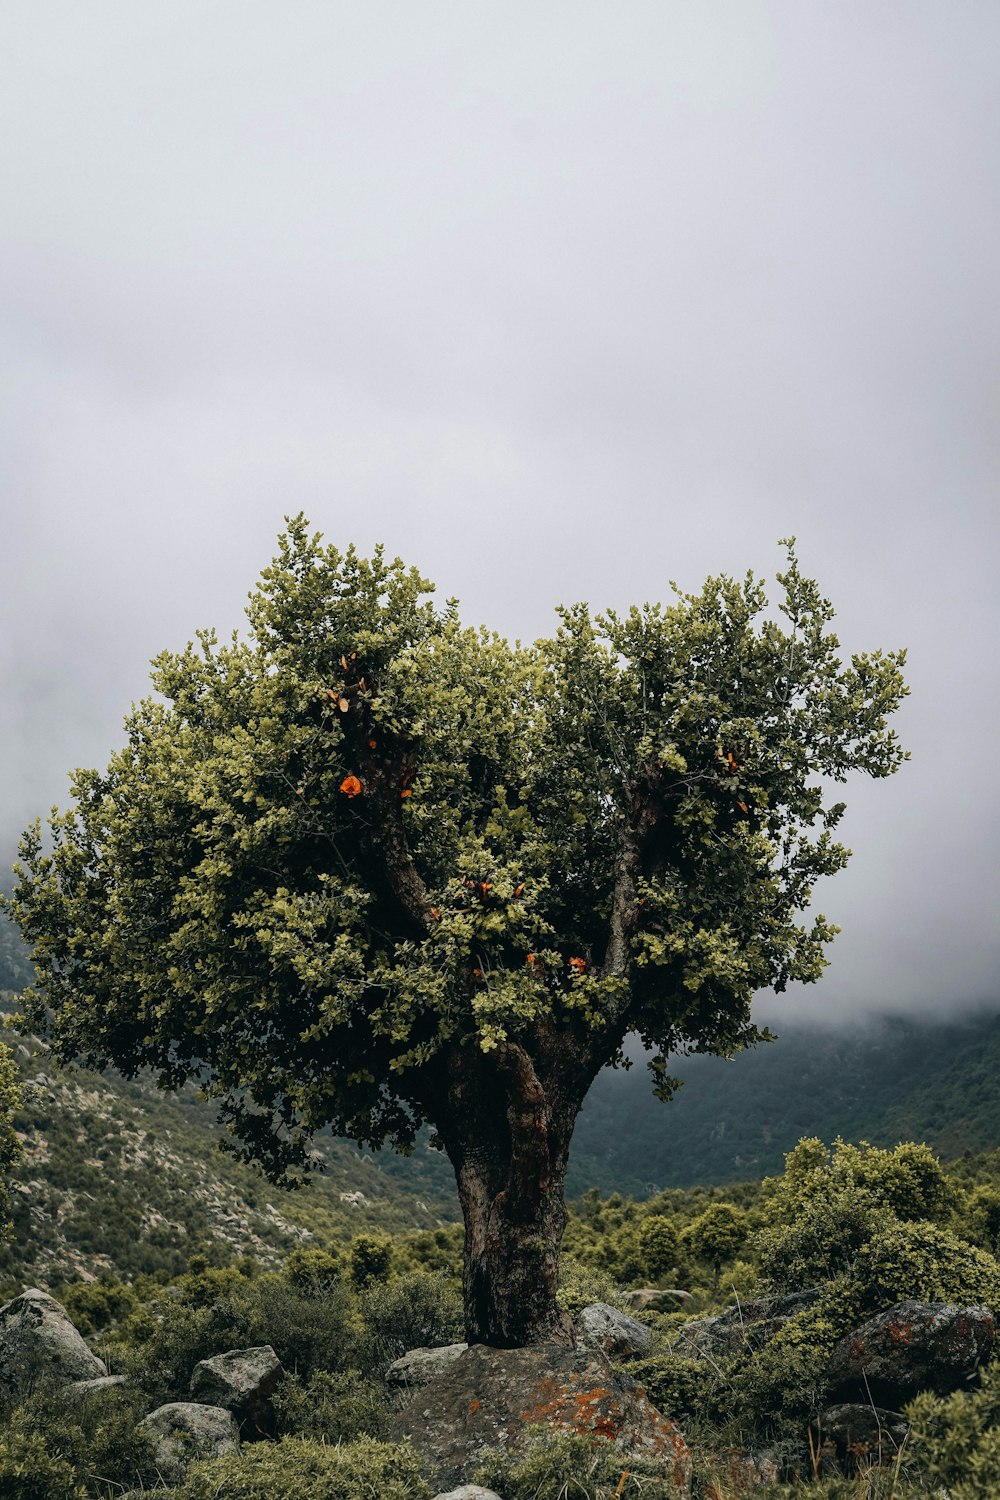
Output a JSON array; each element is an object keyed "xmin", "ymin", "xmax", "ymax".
[{"xmin": 568, "ymin": 1009, "xmax": 1000, "ymax": 1195}]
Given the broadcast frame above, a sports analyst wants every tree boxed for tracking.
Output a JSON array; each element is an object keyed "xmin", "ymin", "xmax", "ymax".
[
  {"xmin": 0, "ymin": 1041, "xmax": 21, "ymax": 1237},
  {"xmin": 638, "ymin": 1214, "xmax": 679, "ymax": 1281},
  {"xmin": 5, "ymin": 520, "xmax": 908, "ymax": 1346},
  {"xmin": 683, "ymin": 1203, "xmax": 748, "ymax": 1287}
]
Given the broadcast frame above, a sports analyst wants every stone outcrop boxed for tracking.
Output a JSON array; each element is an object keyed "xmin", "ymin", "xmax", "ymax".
[
  {"xmin": 576, "ymin": 1302, "xmax": 653, "ymax": 1361},
  {"xmin": 65, "ymin": 1374, "xmax": 129, "ymax": 1400},
  {"xmin": 392, "ymin": 1341, "xmax": 692, "ymax": 1494},
  {"xmin": 825, "ymin": 1300, "xmax": 995, "ymax": 1404},
  {"xmin": 432, "ymin": 1489, "xmax": 505, "ymax": 1500},
  {"xmin": 812, "ymin": 1403, "xmax": 907, "ymax": 1472},
  {"xmin": 189, "ymin": 1345, "xmax": 283, "ymax": 1437},
  {"xmin": 137, "ymin": 1402, "xmax": 240, "ymax": 1482},
  {"xmin": 622, "ymin": 1288, "xmax": 693, "ymax": 1312},
  {"xmin": 672, "ymin": 1288, "xmax": 821, "ymax": 1362},
  {"xmin": 387, "ymin": 1342, "xmax": 469, "ymax": 1392},
  {"xmin": 0, "ymin": 1288, "xmax": 107, "ymax": 1399},
  {"xmin": 709, "ymin": 1448, "xmax": 782, "ymax": 1492}
]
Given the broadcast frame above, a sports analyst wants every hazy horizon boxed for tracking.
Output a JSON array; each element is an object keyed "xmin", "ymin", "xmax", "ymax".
[{"xmin": 2, "ymin": 4, "xmax": 998, "ymax": 1026}]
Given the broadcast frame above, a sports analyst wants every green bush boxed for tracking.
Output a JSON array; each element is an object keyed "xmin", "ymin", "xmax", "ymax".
[
  {"xmin": 850, "ymin": 1218, "xmax": 1000, "ymax": 1315},
  {"xmin": 273, "ymin": 1370, "xmax": 391, "ymax": 1442},
  {"xmin": 623, "ymin": 1351, "xmax": 721, "ymax": 1425},
  {"xmin": 638, "ymin": 1214, "xmax": 680, "ymax": 1280},
  {"xmin": 555, "ymin": 1257, "xmax": 627, "ymax": 1319},
  {"xmin": 100, "ymin": 1291, "xmax": 243, "ymax": 1403},
  {"xmin": 682, "ymin": 1204, "xmax": 748, "ymax": 1286},
  {"xmin": 174, "ymin": 1435, "xmax": 432, "ymax": 1500},
  {"xmin": 474, "ymin": 1425, "xmax": 686, "ymax": 1499},
  {"xmin": 755, "ymin": 1182, "xmax": 883, "ymax": 1291},
  {"xmin": 357, "ymin": 1269, "xmax": 463, "ymax": 1373},
  {"xmin": 0, "ymin": 1386, "xmax": 157, "ymax": 1498},
  {"xmin": 0, "ymin": 1427, "xmax": 83, "ymax": 1500},
  {"xmin": 282, "ymin": 1246, "xmax": 344, "ymax": 1292},
  {"xmin": 349, "ymin": 1232, "xmax": 393, "ymax": 1288},
  {"xmin": 53, "ymin": 1275, "xmax": 139, "ymax": 1338},
  {"xmin": 767, "ymin": 1138, "xmax": 951, "ymax": 1227},
  {"xmin": 906, "ymin": 1359, "xmax": 1000, "ymax": 1498},
  {"xmin": 229, "ymin": 1270, "xmax": 361, "ymax": 1378}
]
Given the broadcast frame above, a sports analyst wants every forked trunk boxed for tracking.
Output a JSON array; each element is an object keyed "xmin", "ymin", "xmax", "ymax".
[{"xmin": 435, "ymin": 1040, "xmax": 582, "ymax": 1347}]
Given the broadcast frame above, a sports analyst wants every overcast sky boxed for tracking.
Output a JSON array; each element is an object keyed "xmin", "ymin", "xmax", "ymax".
[{"xmin": 1, "ymin": 3, "xmax": 997, "ymax": 1026}]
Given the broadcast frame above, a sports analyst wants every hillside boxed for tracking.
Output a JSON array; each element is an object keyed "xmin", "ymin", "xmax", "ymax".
[
  {"xmin": 1, "ymin": 998, "xmax": 998, "ymax": 1292},
  {"xmin": 3, "ymin": 904, "xmax": 999, "ymax": 1283},
  {"xmin": 0, "ymin": 1017, "xmax": 460, "ymax": 1295},
  {"xmin": 569, "ymin": 1008, "xmax": 1000, "ymax": 1195}
]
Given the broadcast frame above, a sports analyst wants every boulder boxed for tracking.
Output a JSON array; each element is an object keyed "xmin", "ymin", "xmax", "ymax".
[
  {"xmin": 622, "ymin": 1288, "xmax": 694, "ymax": 1312},
  {"xmin": 672, "ymin": 1288, "xmax": 821, "ymax": 1362},
  {"xmin": 812, "ymin": 1403, "xmax": 907, "ymax": 1472},
  {"xmin": 576, "ymin": 1302, "xmax": 653, "ymax": 1361},
  {"xmin": 710, "ymin": 1449, "xmax": 782, "ymax": 1492},
  {"xmin": 137, "ymin": 1402, "xmax": 240, "ymax": 1482},
  {"xmin": 387, "ymin": 1342, "xmax": 469, "ymax": 1392},
  {"xmin": 826, "ymin": 1301, "xmax": 995, "ymax": 1404},
  {"xmin": 0, "ymin": 1288, "xmax": 107, "ymax": 1399},
  {"xmin": 189, "ymin": 1345, "xmax": 283, "ymax": 1437},
  {"xmin": 432, "ymin": 1490, "xmax": 505, "ymax": 1500},
  {"xmin": 392, "ymin": 1341, "xmax": 692, "ymax": 1494},
  {"xmin": 65, "ymin": 1374, "xmax": 129, "ymax": 1400}
]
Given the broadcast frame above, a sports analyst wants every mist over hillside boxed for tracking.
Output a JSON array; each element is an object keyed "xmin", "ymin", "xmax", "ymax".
[{"xmin": 568, "ymin": 1009, "xmax": 1000, "ymax": 1196}]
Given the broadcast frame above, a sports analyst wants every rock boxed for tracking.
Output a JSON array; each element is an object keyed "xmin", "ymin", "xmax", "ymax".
[
  {"xmin": 673, "ymin": 1288, "xmax": 821, "ymax": 1362},
  {"xmin": 386, "ymin": 1342, "xmax": 469, "ymax": 1391},
  {"xmin": 576, "ymin": 1302, "xmax": 653, "ymax": 1361},
  {"xmin": 137, "ymin": 1402, "xmax": 240, "ymax": 1482},
  {"xmin": 189, "ymin": 1345, "xmax": 283, "ymax": 1437},
  {"xmin": 812, "ymin": 1403, "xmax": 907, "ymax": 1472},
  {"xmin": 0, "ymin": 1288, "xmax": 107, "ymax": 1399},
  {"xmin": 826, "ymin": 1301, "xmax": 995, "ymax": 1404},
  {"xmin": 622, "ymin": 1288, "xmax": 694, "ymax": 1312},
  {"xmin": 392, "ymin": 1342, "xmax": 692, "ymax": 1494},
  {"xmin": 710, "ymin": 1448, "xmax": 782, "ymax": 1492},
  {"xmin": 432, "ymin": 1489, "xmax": 505, "ymax": 1500},
  {"xmin": 64, "ymin": 1374, "xmax": 129, "ymax": 1400}
]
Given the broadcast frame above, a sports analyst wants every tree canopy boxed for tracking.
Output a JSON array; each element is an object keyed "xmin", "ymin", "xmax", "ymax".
[
  {"xmin": 9, "ymin": 519, "xmax": 908, "ymax": 1166},
  {"xmin": 5, "ymin": 520, "xmax": 907, "ymax": 1343}
]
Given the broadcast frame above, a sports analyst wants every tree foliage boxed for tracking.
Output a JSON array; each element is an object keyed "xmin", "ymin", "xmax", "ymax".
[{"xmin": 5, "ymin": 519, "xmax": 908, "ymax": 1184}]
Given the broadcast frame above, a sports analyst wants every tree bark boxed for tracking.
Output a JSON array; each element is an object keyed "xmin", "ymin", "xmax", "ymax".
[{"xmin": 433, "ymin": 1038, "xmax": 586, "ymax": 1347}]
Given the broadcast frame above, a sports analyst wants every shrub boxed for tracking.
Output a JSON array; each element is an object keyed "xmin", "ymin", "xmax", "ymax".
[
  {"xmin": 357, "ymin": 1269, "xmax": 463, "ymax": 1374},
  {"xmin": 229, "ymin": 1270, "xmax": 361, "ymax": 1378},
  {"xmin": 474, "ymin": 1425, "xmax": 686, "ymax": 1498},
  {"xmin": 282, "ymin": 1246, "xmax": 344, "ymax": 1292},
  {"xmin": 174, "ymin": 1435, "xmax": 432, "ymax": 1500},
  {"xmin": 0, "ymin": 1427, "xmax": 83, "ymax": 1500},
  {"xmin": 100, "ymin": 1295, "xmax": 243, "ymax": 1403},
  {"xmin": 0, "ymin": 1385, "xmax": 157, "ymax": 1497},
  {"xmin": 349, "ymin": 1232, "xmax": 393, "ymax": 1288},
  {"xmin": 768, "ymin": 1138, "xmax": 951, "ymax": 1227},
  {"xmin": 555, "ymin": 1257, "xmax": 627, "ymax": 1319},
  {"xmin": 623, "ymin": 1352, "xmax": 722, "ymax": 1426},
  {"xmin": 52, "ymin": 1275, "xmax": 138, "ymax": 1338},
  {"xmin": 638, "ymin": 1214, "xmax": 680, "ymax": 1280},
  {"xmin": 682, "ymin": 1204, "xmax": 748, "ymax": 1286},
  {"xmin": 273, "ymin": 1370, "xmax": 391, "ymax": 1442},
  {"xmin": 755, "ymin": 1182, "xmax": 883, "ymax": 1291},
  {"xmin": 906, "ymin": 1359, "xmax": 1000, "ymax": 1499},
  {"xmin": 850, "ymin": 1218, "xmax": 1000, "ymax": 1317}
]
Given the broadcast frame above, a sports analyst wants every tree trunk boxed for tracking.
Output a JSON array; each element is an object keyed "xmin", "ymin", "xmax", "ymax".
[{"xmin": 434, "ymin": 1039, "xmax": 583, "ymax": 1347}]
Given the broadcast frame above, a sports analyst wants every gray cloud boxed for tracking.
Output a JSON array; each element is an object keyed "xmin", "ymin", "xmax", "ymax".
[{"xmin": 2, "ymin": 2, "xmax": 998, "ymax": 1023}]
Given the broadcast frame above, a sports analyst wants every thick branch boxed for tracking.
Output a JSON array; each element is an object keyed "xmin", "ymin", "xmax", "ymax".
[{"xmin": 600, "ymin": 765, "xmax": 663, "ymax": 988}]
